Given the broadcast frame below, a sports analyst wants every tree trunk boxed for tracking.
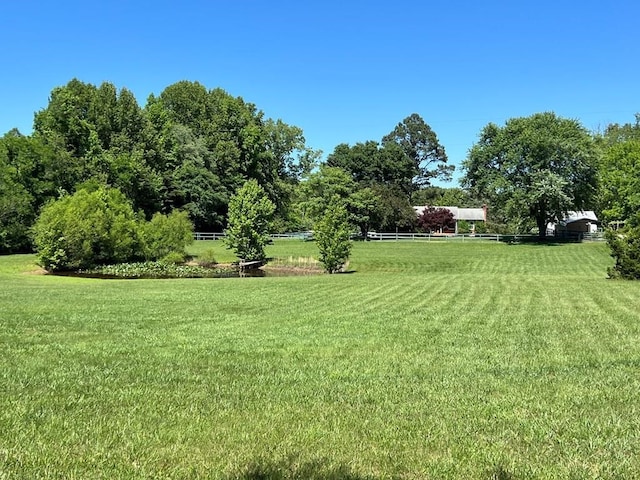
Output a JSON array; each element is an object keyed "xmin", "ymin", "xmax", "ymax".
[{"xmin": 537, "ymin": 216, "xmax": 547, "ymax": 239}]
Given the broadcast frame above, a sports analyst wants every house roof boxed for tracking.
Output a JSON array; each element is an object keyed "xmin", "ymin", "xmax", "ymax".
[
  {"xmin": 561, "ymin": 211, "xmax": 599, "ymax": 225},
  {"xmin": 414, "ymin": 206, "xmax": 486, "ymax": 221}
]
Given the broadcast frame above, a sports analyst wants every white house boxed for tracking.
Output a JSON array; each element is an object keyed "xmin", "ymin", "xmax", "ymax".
[
  {"xmin": 547, "ymin": 211, "xmax": 599, "ymax": 236},
  {"xmin": 413, "ymin": 205, "xmax": 487, "ymax": 234}
]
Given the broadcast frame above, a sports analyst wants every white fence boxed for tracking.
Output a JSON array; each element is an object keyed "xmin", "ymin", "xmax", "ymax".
[
  {"xmin": 193, "ymin": 232, "xmax": 312, "ymax": 241},
  {"xmin": 194, "ymin": 231, "xmax": 604, "ymax": 242},
  {"xmin": 365, "ymin": 232, "xmax": 503, "ymax": 242},
  {"xmin": 193, "ymin": 232, "xmax": 226, "ymax": 241},
  {"xmin": 365, "ymin": 232, "xmax": 604, "ymax": 242}
]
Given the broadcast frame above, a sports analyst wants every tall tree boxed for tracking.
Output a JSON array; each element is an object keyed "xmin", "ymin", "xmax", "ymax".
[
  {"xmin": 0, "ymin": 131, "xmax": 60, "ymax": 252},
  {"xmin": 461, "ymin": 112, "xmax": 599, "ymax": 237},
  {"xmin": 296, "ymin": 165, "xmax": 357, "ymax": 225},
  {"xmin": 598, "ymin": 140, "xmax": 640, "ymax": 224},
  {"xmin": 382, "ymin": 113, "xmax": 453, "ymax": 192},
  {"xmin": 327, "ymin": 140, "xmax": 386, "ymax": 185}
]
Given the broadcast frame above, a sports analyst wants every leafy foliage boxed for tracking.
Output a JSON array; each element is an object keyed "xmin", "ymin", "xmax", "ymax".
[
  {"xmin": 140, "ymin": 210, "xmax": 194, "ymax": 260},
  {"xmin": 296, "ymin": 165, "xmax": 356, "ymax": 224},
  {"xmin": 412, "ymin": 186, "xmax": 474, "ymax": 209},
  {"xmin": 606, "ymin": 224, "xmax": 640, "ymax": 279},
  {"xmin": 371, "ymin": 184, "xmax": 417, "ymax": 232},
  {"xmin": 25, "ymin": 78, "xmax": 311, "ymax": 235},
  {"xmin": 417, "ymin": 207, "xmax": 455, "ymax": 233},
  {"xmin": 84, "ymin": 261, "xmax": 235, "ymax": 278},
  {"xmin": 598, "ymin": 140, "xmax": 640, "ymax": 224},
  {"xmin": 224, "ymin": 180, "xmax": 275, "ymax": 262},
  {"xmin": 32, "ymin": 186, "xmax": 195, "ymax": 271},
  {"xmin": 32, "ymin": 187, "xmax": 142, "ymax": 271},
  {"xmin": 327, "ymin": 114, "xmax": 451, "ymax": 197},
  {"xmin": 0, "ymin": 131, "xmax": 60, "ymax": 253},
  {"xmin": 382, "ymin": 113, "xmax": 453, "ymax": 190},
  {"xmin": 314, "ymin": 201, "xmax": 352, "ymax": 274},
  {"xmin": 462, "ymin": 112, "xmax": 599, "ymax": 237}
]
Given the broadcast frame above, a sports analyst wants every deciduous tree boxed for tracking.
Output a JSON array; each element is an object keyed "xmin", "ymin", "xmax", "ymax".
[
  {"xmin": 224, "ymin": 180, "xmax": 275, "ymax": 262},
  {"xmin": 417, "ymin": 207, "xmax": 455, "ymax": 233},
  {"xmin": 314, "ymin": 201, "xmax": 352, "ymax": 274},
  {"xmin": 461, "ymin": 112, "xmax": 599, "ymax": 237}
]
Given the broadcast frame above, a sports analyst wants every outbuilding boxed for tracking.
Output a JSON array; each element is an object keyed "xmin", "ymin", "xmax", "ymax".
[{"xmin": 547, "ymin": 211, "xmax": 600, "ymax": 237}]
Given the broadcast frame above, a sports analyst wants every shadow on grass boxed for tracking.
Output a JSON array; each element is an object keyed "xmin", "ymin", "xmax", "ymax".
[
  {"xmin": 228, "ymin": 457, "xmax": 517, "ymax": 480},
  {"xmin": 500, "ymin": 235, "xmax": 581, "ymax": 246},
  {"xmin": 485, "ymin": 465, "xmax": 515, "ymax": 480},
  {"xmin": 227, "ymin": 457, "xmax": 376, "ymax": 480}
]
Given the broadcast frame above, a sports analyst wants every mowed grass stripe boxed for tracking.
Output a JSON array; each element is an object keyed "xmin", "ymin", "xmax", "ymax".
[{"xmin": 2, "ymin": 241, "xmax": 640, "ymax": 478}]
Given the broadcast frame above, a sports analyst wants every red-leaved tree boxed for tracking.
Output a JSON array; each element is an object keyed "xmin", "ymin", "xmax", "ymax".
[{"xmin": 417, "ymin": 207, "xmax": 455, "ymax": 233}]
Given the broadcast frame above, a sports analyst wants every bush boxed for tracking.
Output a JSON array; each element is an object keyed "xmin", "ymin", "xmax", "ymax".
[
  {"xmin": 32, "ymin": 187, "xmax": 195, "ymax": 271},
  {"xmin": 141, "ymin": 210, "xmax": 194, "ymax": 260},
  {"xmin": 160, "ymin": 251, "xmax": 187, "ymax": 264},
  {"xmin": 457, "ymin": 220, "xmax": 470, "ymax": 234},
  {"xmin": 196, "ymin": 248, "xmax": 218, "ymax": 267},
  {"xmin": 474, "ymin": 221, "xmax": 488, "ymax": 234},
  {"xmin": 32, "ymin": 187, "xmax": 142, "ymax": 271},
  {"xmin": 606, "ymin": 226, "xmax": 640, "ymax": 279},
  {"xmin": 84, "ymin": 261, "xmax": 237, "ymax": 279},
  {"xmin": 314, "ymin": 201, "xmax": 352, "ymax": 274}
]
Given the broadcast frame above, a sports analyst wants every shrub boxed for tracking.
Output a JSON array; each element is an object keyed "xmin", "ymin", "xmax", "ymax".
[
  {"xmin": 141, "ymin": 210, "xmax": 194, "ymax": 260},
  {"xmin": 84, "ymin": 261, "xmax": 237, "ymax": 279},
  {"xmin": 314, "ymin": 201, "xmax": 352, "ymax": 274},
  {"xmin": 474, "ymin": 221, "xmax": 488, "ymax": 234},
  {"xmin": 32, "ymin": 187, "xmax": 142, "ymax": 271},
  {"xmin": 606, "ymin": 226, "xmax": 640, "ymax": 279},
  {"xmin": 160, "ymin": 251, "xmax": 187, "ymax": 265},
  {"xmin": 457, "ymin": 220, "xmax": 470, "ymax": 234},
  {"xmin": 196, "ymin": 248, "xmax": 218, "ymax": 267}
]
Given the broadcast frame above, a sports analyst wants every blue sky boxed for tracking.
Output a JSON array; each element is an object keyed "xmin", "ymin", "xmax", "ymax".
[{"xmin": 1, "ymin": 0, "xmax": 638, "ymax": 185}]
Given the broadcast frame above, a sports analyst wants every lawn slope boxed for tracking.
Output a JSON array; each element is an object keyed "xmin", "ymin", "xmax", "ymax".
[{"xmin": 1, "ymin": 241, "xmax": 639, "ymax": 479}]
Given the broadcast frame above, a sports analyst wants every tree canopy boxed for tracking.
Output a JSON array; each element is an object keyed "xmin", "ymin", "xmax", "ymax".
[
  {"xmin": 22, "ymin": 78, "xmax": 315, "ymax": 236},
  {"xmin": 461, "ymin": 112, "xmax": 599, "ymax": 237},
  {"xmin": 327, "ymin": 113, "xmax": 452, "ymax": 196},
  {"xmin": 5, "ymin": 77, "xmax": 640, "ymax": 257}
]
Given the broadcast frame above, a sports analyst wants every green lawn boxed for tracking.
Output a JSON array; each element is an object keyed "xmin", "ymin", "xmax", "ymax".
[{"xmin": 1, "ymin": 240, "xmax": 639, "ymax": 479}]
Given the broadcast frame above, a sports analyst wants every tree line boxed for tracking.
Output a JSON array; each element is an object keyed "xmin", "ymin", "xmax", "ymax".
[
  {"xmin": 0, "ymin": 79, "xmax": 457, "ymax": 253},
  {"xmin": 2, "ymin": 78, "xmax": 640, "ymax": 269}
]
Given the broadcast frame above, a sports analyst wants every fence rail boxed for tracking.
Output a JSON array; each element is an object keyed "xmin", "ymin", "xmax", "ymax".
[
  {"xmin": 365, "ymin": 232, "xmax": 604, "ymax": 242},
  {"xmin": 193, "ymin": 231, "xmax": 313, "ymax": 241},
  {"xmin": 193, "ymin": 231, "xmax": 605, "ymax": 242},
  {"xmin": 193, "ymin": 232, "xmax": 226, "ymax": 241},
  {"xmin": 365, "ymin": 232, "xmax": 504, "ymax": 242}
]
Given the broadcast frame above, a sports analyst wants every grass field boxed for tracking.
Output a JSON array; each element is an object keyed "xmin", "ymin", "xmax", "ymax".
[{"xmin": 1, "ymin": 240, "xmax": 640, "ymax": 479}]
